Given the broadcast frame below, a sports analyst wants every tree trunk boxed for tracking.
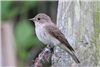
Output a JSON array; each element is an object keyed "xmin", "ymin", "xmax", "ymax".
[
  {"xmin": 52, "ymin": 0, "xmax": 100, "ymax": 67},
  {"xmin": 1, "ymin": 21, "xmax": 17, "ymax": 66}
]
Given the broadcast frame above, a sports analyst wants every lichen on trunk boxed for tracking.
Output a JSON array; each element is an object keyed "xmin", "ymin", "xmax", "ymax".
[{"xmin": 51, "ymin": 0, "xmax": 100, "ymax": 67}]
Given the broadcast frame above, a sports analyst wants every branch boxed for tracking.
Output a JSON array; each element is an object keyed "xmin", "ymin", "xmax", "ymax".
[{"xmin": 31, "ymin": 45, "xmax": 54, "ymax": 67}]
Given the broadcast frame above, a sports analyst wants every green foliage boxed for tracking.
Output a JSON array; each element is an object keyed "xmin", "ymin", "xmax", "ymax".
[
  {"xmin": 18, "ymin": 49, "xmax": 28, "ymax": 60},
  {"xmin": 1, "ymin": 1, "xmax": 13, "ymax": 20},
  {"xmin": 1, "ymin": 1, "xmax": 37, "ymax": 21},
  {"xmin": 16, "ymin": 20, "xmax": 33, "ymax": 44},
  {"xmin": 0, "ymin": 0, "xmax": 49, "ymax": 64},
  {"xmin": 26, "ymin": 1, "xmax": 37, "ymax": 8},
  {"xmin": 15, "ymin": 19, "xmax": 40, "ymax": 60},
  {"xmin": 1, "ymin": 1, "xmax": 40, "ymax": 60}
]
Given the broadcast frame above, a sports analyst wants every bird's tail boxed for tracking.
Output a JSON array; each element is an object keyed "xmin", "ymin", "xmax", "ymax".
[
  {"xmin": 58, "ymin": 44, "xmax": 80, "ymax": 63},
  {"xmin": 70, "ymin": 51, "xmax": 80, "ymax": 63}
]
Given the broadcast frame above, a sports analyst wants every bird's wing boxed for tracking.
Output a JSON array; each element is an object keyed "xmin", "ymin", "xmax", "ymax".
[{"xmin": 45, "ymin": 23, "xmax": 75, "ymax": 52}]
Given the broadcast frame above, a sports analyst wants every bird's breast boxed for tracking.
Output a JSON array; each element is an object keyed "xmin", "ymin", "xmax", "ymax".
[{"xmin": 35, "ymin": 24, "xmax": 60, "ymax": 45}]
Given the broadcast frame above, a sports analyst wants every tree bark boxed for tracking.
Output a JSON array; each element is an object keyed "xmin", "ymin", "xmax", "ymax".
[{"xmin": 52, "ymin": 0, "xmax": 100, "ymax": 67}]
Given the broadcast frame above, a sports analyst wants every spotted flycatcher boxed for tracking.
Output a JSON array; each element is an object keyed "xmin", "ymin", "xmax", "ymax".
[{"xmin": 29, "ymin": 13, "xmax": 80, "ymax": 63}]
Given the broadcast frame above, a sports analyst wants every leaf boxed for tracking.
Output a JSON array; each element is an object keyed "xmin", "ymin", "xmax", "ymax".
[
  {"xmin": 1, "ymin": 1, "xmax": 13, "ymax": 21},
  {"xmin": 18, "ymin": 49, "xmax": 28, "ymax": 60},
  {"xmin": 15, "ymin": 19, "xmax": 34, "ymax": 45}
]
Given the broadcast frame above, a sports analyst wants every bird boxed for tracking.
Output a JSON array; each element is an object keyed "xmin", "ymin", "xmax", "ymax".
[{"xmin": 28, "ymin": 13, "xmax": 80, "ymax": 63}]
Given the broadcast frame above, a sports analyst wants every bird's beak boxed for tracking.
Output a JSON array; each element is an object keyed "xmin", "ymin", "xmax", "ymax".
[{"xmin": 28, "ymin": 18, "xmax": 34, "ymax": 21}]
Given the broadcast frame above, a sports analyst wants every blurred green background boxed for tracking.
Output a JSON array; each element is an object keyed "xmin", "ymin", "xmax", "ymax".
[{"xmin": 1, "ymin": 1, "xmax": 58, "ymax": 67}]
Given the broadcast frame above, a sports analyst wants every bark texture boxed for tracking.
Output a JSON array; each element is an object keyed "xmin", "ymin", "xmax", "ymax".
[{"xmin": 52, "ymin": 0, "xmax": 100, "ymax": 67}]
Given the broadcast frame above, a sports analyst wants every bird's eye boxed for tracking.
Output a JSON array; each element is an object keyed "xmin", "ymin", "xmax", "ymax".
[{"xmin": 38, "ymin": 18, "xmax": 40, "ymax": 20}]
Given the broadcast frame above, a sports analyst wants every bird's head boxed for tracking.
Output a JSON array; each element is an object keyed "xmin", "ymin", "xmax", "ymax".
[{"xmin": 28, "ymin": 13, "xmax": 52, "ymax": 24}]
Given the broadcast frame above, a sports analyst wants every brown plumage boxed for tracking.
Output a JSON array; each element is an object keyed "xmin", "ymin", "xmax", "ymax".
[
  {"xmin": 45, "ymin": 23, "xmax": 75, "ymax": 52},
  {"xmin": 45, "ymin": 23, "xmax": 80, "ymax": 63}
]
